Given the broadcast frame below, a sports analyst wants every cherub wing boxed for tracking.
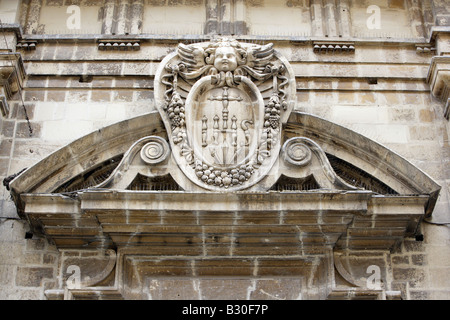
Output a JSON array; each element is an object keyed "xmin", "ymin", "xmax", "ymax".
[
  {"xmin": 246, "ymin": 43, "xmax": 274, "ymax": 70},
  {"xmin": 177, "ymin": 43, "xmax": 206, "ymax": 73}
]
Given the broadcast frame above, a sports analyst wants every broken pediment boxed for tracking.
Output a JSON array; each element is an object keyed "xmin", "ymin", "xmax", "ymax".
[{"xmin": 5, "ymin": 39, "xmax": 441, "ymax": 300}]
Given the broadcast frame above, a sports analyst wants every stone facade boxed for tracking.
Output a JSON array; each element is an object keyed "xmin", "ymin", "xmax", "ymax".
[{"xmin": 0, "ymin": 0, "xmax": 449, "ymax": 300}]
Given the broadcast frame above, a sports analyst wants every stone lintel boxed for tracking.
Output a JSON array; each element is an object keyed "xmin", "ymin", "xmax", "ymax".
[
  {"xmin": 78, "ymin": 190, "xmax": 373, "ymax": 213},
  {"xmin": 20, "ymin": 191, "xmax": 427, "ymax": 252}
]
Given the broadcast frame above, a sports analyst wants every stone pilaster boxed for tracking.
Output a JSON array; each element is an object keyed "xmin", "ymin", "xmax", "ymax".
[
  {"xmin": 23, "ymin": 0, "xmax": 42, "ymax": 35},
  {"xmin": 310, "ymin": 0, "xmax": 324, "ymax": 37},
  {"xmin": 102, "ymin": 0, "xmax": 117, "ymax": 35},
  {"xmin": 205, "ymin": 0, "xmax": 247, "ymax": 35},
  {"xmin": 324, "ymin": 0, "xmax": 338, "ymax": 37},
  {"xmin": 233, "ymin": 0, "xmax": 247, "ymax": 35},
  {"xmin": 115, "ymin": 0, "xmax": 131, "ymax": 35},
  {"xmin": 129, "ymin": 0, "xmax": 144, "ymax": 35},
  {"xmin": 432, "ymin": 0, "xmax": 450, "ymax": 26},
  {"xmin": 205, "ymin": 0, "xmax": 219, "ymax": 34},
  {"xmin": 337, "ymin": 0, "xmax": 351, "ymax": 38},
  {"xmin": 405, "ymin": 0, "xmax": 427, "ymax": 39}
]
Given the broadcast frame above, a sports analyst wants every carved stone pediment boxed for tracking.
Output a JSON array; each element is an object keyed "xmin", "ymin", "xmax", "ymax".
[{"xmin": 7, "ymin": 39, "xmax": 442, "ymax": 300}]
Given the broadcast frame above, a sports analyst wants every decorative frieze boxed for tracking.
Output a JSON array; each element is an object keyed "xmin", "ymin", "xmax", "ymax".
[
  {"xmin": 98, "ymin": 39, "xmax": 140, "ymax": 51},
  {"xmin": 415, "ymin": 43, "xmax": 436, "ymax": 54},
  {"xmin": 313, "ymin": 41, "xmax": 355, "ymax": 54},
  {"xmin": 16, "ymin": 40, "xmax": 37, "ymax": 51}
]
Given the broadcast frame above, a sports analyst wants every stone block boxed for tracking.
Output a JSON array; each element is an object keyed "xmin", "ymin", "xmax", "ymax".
[
  {"xmin": 54, "ymin": 45, "xmax": 75, "ymax": 60},
  {"xmin": 403, "ymin": 240, "xmax": 425, "ymax": 253},
  {"xmin": 374, "ymin": 124, "xmax": 410, "ymax": 143},
  {"xmin": 46, "ymin": 90, "xmax": 67, "ymax": 102},
  {"xmin": 26, "ymin": 78, "xmax": 48, "ymax": 88},
  {"xmin": 358, "ymin": 92, "xmax": 376, "ymax": 104},
  {"xmin": 0, "ymin": 139, "xmax": 12, "ymax": 157},
  {"xmin": 392, "ymin": 255, "xmax": 409, "ymax": 265},
  {"xmin": 66, "ymin": 91, "xmax": 90, "ymax": 103},
  {"xmin": 15, "ymin": 267, "xmax": 54, "ymax": 287},
  {"xmin": 105, "ymin": 104, "xmax": 127, "ymax": 121},
  {"xmin": 15, "ymin": 121, "xmax": 41, "ymax": 139},
  {"xmin": 409, "ymin": 290, "xmax": 430, "ymax": 300},
  {"xmin": 419, "ymin": 109, "xmax": 436, "ymax": 122},
  {"xmin": 1, "ymin": 121, "xmax": 14, "ymax": 139},
  {"xmin": 20, "ymin": 252, "xmax": 42, "ymax": 264},
  {"xmin": 313, "ymin": 92, "xmax": 333, "ymax": 105},
  {"xmin": 197, "ymin": 279, "xmax": 250, "ymax": 300},
  {"xmin": 43, "ymin": 253, "xmax": 57, "ymax": 265},
  {"xmin": 88, "ymin": 104, "xmax": 108, "ymax": 120},
  {"xmin": 411, "ymin": 254, "xmax": 426, "ymax": 266},
  {"xmin": 24, "ymin": 90, "xmax": 45, "ymax": 102},
  {"xmin": 12, "ymin": 140, "xmax": 60, "ymax": 161},
  {"xmin": 430, "ymin": 267, "xmax": 450, "ymax": 288},
  {"xmin": 0, "ymin": 265, "xmax": 15, "ymax": 285},
  {"xmin": 91, "ymin": 78, "xmax": 113, "ymax": 88},
  {"xmin": 0, "ymin": 220, "xmax": 27, "ymax": 242},
  {"xmin": 134, "ymin": 90, "xmax": 154, "ymax": 101},
  {"xmin": 250, "ymin": 278, "xmax": 303, "ymax": 300},
  {"xmin": 380, "ymin": 92, "xmax": 401, "ymax": 105},
  {"xmin": 91, "ymin": 90, "xmax": 111, "ymax": 102},
  {"xmin": 425, "ymin": 245, "xmax": 450, "ymax": 267},
  {"xmin": 393, "ymin": 267, "xmax": 426, "ymax": 288},
  {"xmin": 113, "ymin": 90, "xmax": 134, "ymax": 102},
  {"xmin": 73, "ymin": 45, "xmax": 97, "ymax": 60},
  {"xmin": 404, "ymin": 92, "xmax": 423, "ymax": 105},
  {"xmin": 409, "ymin": 126, "xmax": 436, "ymax": 141},
  {"xmin": 332, "ymin": 105, "xmax": 389, "ymax": 124},
  {"xmin": 388, "ymin": 107, "xmax": 416, "ymax": 122},
  {"xmin": 145, "ymin": 279, "xmax": 199, "ymax": 300},
  {"xmin": 25, "ymin": 238, "xmax": 46, "ymax": 251},
  {"xmin": 41, "ymin": 120, "xmax": 93, "ymax": 142},
  {"xmin": 33, "ymin": 103, "xmax": 65, "ymax": 121}
]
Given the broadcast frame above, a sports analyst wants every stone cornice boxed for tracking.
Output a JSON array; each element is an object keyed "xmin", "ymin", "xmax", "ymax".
[
  {"xmin": 0, "ymin": 52, "xmax": 26, "ymax": 116},
  {"xmin": 428, "ymin": 26, "xmax": 450, "ymax": 43},
  {"xmin": 20, "ymin": 190, "xmax": 427, "ymax": 252},
  {"xmin": 427, "ymin": 55, "xmax": 450, "ymax": 119},
  {"xmin": 0, "ymin": 23, "xmax": 23, "ymax": 41}
]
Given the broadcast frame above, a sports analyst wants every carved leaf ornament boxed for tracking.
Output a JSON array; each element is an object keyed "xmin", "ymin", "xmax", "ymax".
[{"xmin": 155, "ymin": 38, "xmax": 296, "ymax": 191}]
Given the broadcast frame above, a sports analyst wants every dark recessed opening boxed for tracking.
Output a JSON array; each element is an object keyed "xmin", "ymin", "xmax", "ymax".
[
  {"xmin": 25, "ymin": 232, "xmax": 33, "ymax": 239},
  {"xmin": 367, "ymin": 77, "xmax": 378, "ymax": 85},
  {"xmin": 79, "ymin": 75, "xmax": 93, "ymax": 83}
]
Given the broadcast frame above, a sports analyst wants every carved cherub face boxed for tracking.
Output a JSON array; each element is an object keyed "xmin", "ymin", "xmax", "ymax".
[{"xmin": 213, "ymin": 46, "xmax": 238, "ymax": 72}]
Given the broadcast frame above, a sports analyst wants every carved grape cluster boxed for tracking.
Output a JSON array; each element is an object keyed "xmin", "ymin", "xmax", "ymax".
[
  {"xmin": 165, "ymin": 91, "xmax": 185, "ymax": 128},
  {"xmin": 264, "ymin": 93, "xmax": 286, "ymax": 130},
  {"xmin": 194, "ymin": 163, "xmax": 255, "ymax": 188}
]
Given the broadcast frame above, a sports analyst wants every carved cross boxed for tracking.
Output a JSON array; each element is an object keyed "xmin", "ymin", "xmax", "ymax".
[{"xmin": 208, "ymin": 86, "xmax": 243, "ymax": 129}]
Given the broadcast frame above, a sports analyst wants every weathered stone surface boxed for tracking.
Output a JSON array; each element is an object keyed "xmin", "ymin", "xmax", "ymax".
[{"xmin": 0, "ymin": 0, "xmax": 449, "ymax": 301}]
